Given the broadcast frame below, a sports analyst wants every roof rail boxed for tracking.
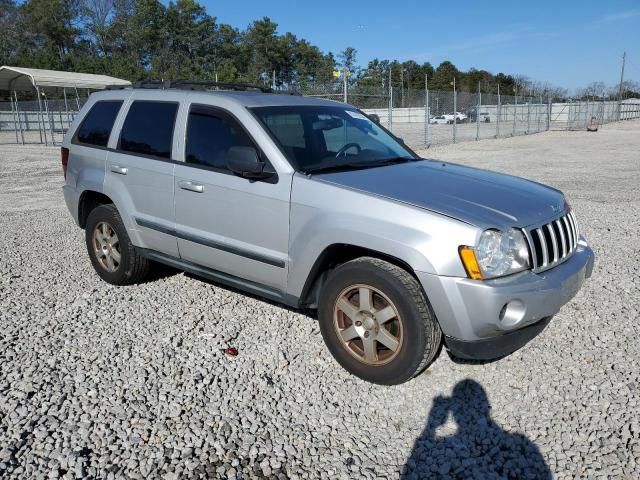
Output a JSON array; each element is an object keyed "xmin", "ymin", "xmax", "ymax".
[
  {"xmin": 172, "ymin": 80, "xmax": 273, "ymax": 93},
  {"xmin": 105, "ymin": 80, "xmax": 302, "ymax": 95},
  {"xmin": 133, "ymin": 80, "xmax": 173, "ymax": 89}
]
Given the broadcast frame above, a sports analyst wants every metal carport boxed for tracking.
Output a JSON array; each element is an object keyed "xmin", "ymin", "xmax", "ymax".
[{"xmin": 0, "ymin": 66, "xmax": 131, "ymax": 145}]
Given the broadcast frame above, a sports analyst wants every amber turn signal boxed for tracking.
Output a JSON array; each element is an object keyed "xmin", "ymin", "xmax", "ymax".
[{"xmin": 459, "ymin": 246, "xmax": 484, "ymax": 280}]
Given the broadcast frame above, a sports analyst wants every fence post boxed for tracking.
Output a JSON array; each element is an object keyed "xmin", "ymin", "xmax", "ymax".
[
  {"xmin": 452, "ymin": 77, "xmax": 457, "ymax": 144},
  {"xmin": 527, "ymin": 101, "xmax": 531, "ymax": 134},
  {"xmin": 512, "ymin": 94, "xmax": 517, "ymax": 136},
  {"xmin": 496, "ymin": 84, "xmax": 501, "ymax": 138},
  {"xmin": 388, "ymin": 87, "xmax": 393, "ymax": 132},
  {"xmin": 476, "ymin": 82, "xmax": 480, "ymax": 141},
  {"xmin": 547, "ymin": 98, "xmax": 551, "ymax": 131},
  {"xmin": 424, "ymin": 75, "xmax": 430, "ymax": 148},
  {"xmin": 343, "ymin": 68, "xmax": 347, "ymax": 104}
]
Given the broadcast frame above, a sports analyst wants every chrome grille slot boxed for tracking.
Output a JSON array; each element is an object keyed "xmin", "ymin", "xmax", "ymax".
[{"xmin": 524, "ymin": 212, "xmax": 579, "ymax": 272}]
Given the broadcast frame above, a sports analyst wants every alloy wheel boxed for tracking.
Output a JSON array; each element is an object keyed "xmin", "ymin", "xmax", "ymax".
[
  {"xmin": 92, "ymin": 221, "xmax": 121, "ymax": 272},
  {"xmin": 333, "ymin": 284, "xmax": 404, "ymax": 365}
]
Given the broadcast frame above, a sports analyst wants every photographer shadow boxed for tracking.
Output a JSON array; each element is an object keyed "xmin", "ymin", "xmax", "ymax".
[{"xmin": 402, "ymin": 379, "xmax": 552, "ymax": 479}]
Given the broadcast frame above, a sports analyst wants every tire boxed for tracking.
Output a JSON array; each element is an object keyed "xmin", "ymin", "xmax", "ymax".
[
  {"xmin": 318, "ymin": 257, "xmax": 441, "ymax": 385},
  {"xmin": 85, "ymin": 204, "xmax": 150, "ymax": 285}
]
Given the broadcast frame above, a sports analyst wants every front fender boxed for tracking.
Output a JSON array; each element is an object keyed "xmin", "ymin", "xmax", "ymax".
[{"xmin": 286, "ymin": 175, "xmax": 479, "ymax": 299}]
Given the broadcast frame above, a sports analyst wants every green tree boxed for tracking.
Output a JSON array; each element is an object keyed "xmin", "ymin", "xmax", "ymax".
[
  {"xmin": 18, "ymin": 0, "xmax": 81, "ymax": 69},
  {"xmin": 431, "ymin": 61, "xmax": 459, "ymax": 90},
  {"xmin": 244, "ymin": 17, "xmax": 281, "ymax": 84},
  {"xmin": 159, "ymin": 0, "xmax": 218, "ymax": 80},
  {"xmin": 0, "ymin": 0, "xmax": 19, "ymax": 66}
]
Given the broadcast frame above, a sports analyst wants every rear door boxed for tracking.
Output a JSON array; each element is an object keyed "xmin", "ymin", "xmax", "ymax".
[
  {"xmin": 173, "ymin": 103, "xmax": 290, "ymax": 291},
  {"xmin": 104, "ymin": 92, "xmax": 185, "ymax": 257}
]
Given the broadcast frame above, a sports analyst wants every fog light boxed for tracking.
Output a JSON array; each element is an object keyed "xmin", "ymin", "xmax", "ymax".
[{"xmin": 499, "ymin": 300, "xmax": 526, "ymax": 327}]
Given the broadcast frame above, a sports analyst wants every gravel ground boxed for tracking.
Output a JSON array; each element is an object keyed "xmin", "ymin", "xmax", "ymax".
[{"xmin": 1, "ymin": 120, "xmax": 639, "ymax": 479}]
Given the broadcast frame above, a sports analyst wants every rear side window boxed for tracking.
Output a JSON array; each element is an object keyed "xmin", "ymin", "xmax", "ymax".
[
  {"xmin": 76, "ymin": 101, "xmax": 123, "ymax": 147},
  {"xmin": 185, "ymin": 106, "xmax": 254, "ymax": 171},
  {"xmin": 119, "ymin": 101, "xmax": 178, "ymax": 159}
]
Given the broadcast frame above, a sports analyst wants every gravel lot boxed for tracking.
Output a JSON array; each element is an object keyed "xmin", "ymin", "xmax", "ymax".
[{"xmin": 1, "ymin": 120, "xmax": 639, "ymax": 479}]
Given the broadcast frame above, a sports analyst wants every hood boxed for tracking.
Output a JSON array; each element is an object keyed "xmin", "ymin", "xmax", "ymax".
[{"xmin": 313, "ymin": 160, "xmax": 566, "ymax": 229}]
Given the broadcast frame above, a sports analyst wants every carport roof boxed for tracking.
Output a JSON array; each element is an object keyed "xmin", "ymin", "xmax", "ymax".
[{"xmin": 0, "ymin": 66, "xmax": 131, "ymax": 91}]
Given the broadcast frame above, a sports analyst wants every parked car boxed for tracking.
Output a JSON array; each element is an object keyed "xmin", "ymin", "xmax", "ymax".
[
  {"xmin": 61, "ymin": 83, "xmax": 594, "ymax": 385},
  {"xmin": 443, "ymin": 112, "xmax": 468, "ymax": 123},
  {"xmin": 468, "ymin": 109, "xmax": 491, "ymax": 123},
  {"xmin": 429, "ymin": 115, "xmax": 452, "ymax": 124}
]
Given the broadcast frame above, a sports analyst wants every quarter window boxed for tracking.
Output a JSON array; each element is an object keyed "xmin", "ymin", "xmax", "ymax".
[
  {"xmin": 185, "ymin": 106, "xmax": 254, "ymax": 171},
  {"xmin": 76, "ymin": 101, "xmax": 123, "ymax": 147},
  {"xmin": 119, "ymin": 101, "xmax": 178, "ymax": 159}
]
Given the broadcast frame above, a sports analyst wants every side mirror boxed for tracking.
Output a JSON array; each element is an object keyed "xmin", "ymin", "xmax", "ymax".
[
  {"xmin": 367, "ymin": 113, "xmax": 381, "ymax": 124},
  {"xmin": 227, "ymin": 146, "xmax": 264, "ymax": 178}
]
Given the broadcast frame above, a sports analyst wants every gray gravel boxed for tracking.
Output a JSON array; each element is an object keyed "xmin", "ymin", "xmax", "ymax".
[{"xmin": 1, "ymin": 121, "xmax": 639, "ymax": 479}]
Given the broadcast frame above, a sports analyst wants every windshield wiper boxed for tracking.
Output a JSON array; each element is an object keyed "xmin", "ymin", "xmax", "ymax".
[{"xmin": 306, "ymin": 157, "xmax": 415, "ymax": 175}]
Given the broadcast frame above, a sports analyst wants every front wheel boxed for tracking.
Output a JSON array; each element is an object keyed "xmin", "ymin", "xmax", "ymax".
[{"xmin": 318, "ymin": 257, "xmax": 441, "ymax": 385}]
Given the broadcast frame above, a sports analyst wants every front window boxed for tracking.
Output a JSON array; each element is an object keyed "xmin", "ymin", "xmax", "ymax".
[{"xmin": 252, "ymin": 106, "xmax": 416, "ymax": 173}]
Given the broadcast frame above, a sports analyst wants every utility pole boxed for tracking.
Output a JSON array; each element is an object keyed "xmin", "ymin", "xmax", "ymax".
[
  {"xmin": 617, "ymin": 51, "xmax": 626, "ymax": 120},
  {"xmin": 617, "ymin": 51, "xmax": 627, "ymax": 101}
]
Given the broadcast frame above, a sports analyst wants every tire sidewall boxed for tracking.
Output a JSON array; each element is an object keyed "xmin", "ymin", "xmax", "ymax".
[
  {"xmin": 85, "ymin": 205, "xmax": 132, "ymax": 285},
  {"xmin": 318, "ymin": 261, "xmax": 434, "ymax": 385}
]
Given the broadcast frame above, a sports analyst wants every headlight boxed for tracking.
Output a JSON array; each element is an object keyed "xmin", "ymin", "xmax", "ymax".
[{"xmin": 460, "ymin": 229, "xmax": 530, "ymax": 279}]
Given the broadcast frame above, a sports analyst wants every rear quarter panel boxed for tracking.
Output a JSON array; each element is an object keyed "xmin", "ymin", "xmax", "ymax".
[{"xmin": 62, "ymin": 90, "xmax": 133, "ymax": 220}]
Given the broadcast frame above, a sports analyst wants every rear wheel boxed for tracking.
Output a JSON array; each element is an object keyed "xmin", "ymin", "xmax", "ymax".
[
  {"xmin": 318, "ymin": 257, "xmax": 441, "ymax": 385},
  {"xmin": 85, "ymin": 204, "xmax": 150, "ymax": 285}
]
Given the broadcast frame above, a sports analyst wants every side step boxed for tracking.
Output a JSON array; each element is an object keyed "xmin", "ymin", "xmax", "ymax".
[{"xmin": 138, "ymin": 248, "xmax": 296, "ymax": 307}]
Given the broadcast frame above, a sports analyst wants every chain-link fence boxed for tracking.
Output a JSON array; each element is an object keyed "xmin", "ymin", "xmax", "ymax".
[
  {"xmin": 297, "ymin": 82, "xmax": 640, "ymax": 151},
  {"xmin": 1, "ymin": 84, "xmax": 639, "ymax": 148}
]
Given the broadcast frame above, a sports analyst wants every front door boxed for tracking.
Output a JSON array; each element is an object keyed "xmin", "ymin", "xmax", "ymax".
[{"xmin": 173, "ymin": 104, "xmax": 290, "ymax": 291}]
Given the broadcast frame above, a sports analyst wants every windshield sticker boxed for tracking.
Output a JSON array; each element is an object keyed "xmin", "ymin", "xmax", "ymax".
[{"xmin": 345, "ymin": 110, "xmax": 369, "ymax": 121}]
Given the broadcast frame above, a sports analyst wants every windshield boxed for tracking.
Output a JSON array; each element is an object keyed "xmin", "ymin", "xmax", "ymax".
[{"xmin": 251, "ymin": 106, "xmax": 416, "ymax": 173}]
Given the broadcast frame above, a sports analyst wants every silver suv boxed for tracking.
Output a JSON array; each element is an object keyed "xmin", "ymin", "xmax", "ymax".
[{"xmin": 61, "ymin": 83, "xmax": 594, "ymax": 385}]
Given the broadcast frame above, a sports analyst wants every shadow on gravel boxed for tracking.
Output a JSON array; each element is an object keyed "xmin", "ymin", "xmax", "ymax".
[
  {"xmin": 139, "ymin": 263, "xmax": 182, "ymax": 284},
  {"xmin": 182, "ymin": 272, "xmax": 317, "ymax": 319},
  {"xmin": 401, "ymin": 379, "xmax": 551, "ymax": 479}
]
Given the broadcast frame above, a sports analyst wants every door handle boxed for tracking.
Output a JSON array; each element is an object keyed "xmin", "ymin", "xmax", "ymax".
[
  {"xmin": 178, "ymin": 180, "xmax": 204, "ymax": 193},
  {"xmin": 110, "ymin": 165, "xmax": 128, "ymax": 175}
]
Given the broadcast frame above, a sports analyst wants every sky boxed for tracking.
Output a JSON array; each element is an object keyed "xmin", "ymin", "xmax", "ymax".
[{"xmin": 197, "ymin": 0, "xmax": 640, "ymax": 91}]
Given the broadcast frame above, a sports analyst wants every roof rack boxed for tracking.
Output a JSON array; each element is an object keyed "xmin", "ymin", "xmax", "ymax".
[
  {"xmin": 132, "ymin": 80, "xmax": 173, "ymax": 90},
  {"xmin": 105, "ymin": 80, "xmax": 301, "ymax": 95},
  {"xmin": 172, "ymin": 80, "xmax": 273, "ymax": 93}
]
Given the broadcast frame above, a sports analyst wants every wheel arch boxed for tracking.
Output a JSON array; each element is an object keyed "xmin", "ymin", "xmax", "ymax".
[
  {"xmin": 78, "ymin": 190, "xmax": 114, "ymax": 229},
  {"xmin": 298, "ymin": 243, "xmax": 422, "ymax": 308}
]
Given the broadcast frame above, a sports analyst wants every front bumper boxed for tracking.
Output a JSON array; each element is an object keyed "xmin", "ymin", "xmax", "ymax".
[{"xmin": 418, "ymin": 239, "xmax": 594, "ymax": 360}]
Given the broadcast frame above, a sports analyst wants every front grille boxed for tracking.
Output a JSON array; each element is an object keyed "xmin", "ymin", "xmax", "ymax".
[{"xmin": 524, "ymin": 211, "xmax": 579, "ymax": 272}]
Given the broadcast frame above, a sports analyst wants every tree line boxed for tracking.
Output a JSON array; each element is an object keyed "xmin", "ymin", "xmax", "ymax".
[{"xmin": 1, "ymin": 0, "xmax": 636, "ymax": 101}]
